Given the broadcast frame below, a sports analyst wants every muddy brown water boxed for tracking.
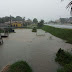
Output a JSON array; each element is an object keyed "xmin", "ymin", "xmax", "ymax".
[{"xmin": 0, "ymin": 29, "xmax": 72, "ymax": 72}]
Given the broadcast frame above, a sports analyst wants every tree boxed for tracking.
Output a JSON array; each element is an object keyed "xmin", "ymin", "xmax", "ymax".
[
  {"xmin": 60, "ymin": 18, "xmax": 68, "ymax": 23},
  {"xmin": 66, "ymin": 1, "xmax": 72, "ymax": 16},
  {"xmin": 33, "ymin": 18, "xmax": 38, "ymax": 24},
  {"xmin": 0, "ymin": 16, "xmax": 23, "ymax": 23},
  {"xmin": 4, "ymin": 16, "xmax": 10, "ymax": 22},
  {"xmin": 61, "ymin": 0, "xmax": 72, "ymax": 16},
  {"xmin": 26, "ymin": 18, "xmax": 32, "ymax": 25},
  {"xmin": 16, "ymin": 16, "xmax": 22, "ymax": 21},
  {"xmin": 11, "ymin": 16, "xmax": 16, "ymax": 21},
  {"xmin": 37, "ymin": 20, "xmax": 44, "ymax": 28}
]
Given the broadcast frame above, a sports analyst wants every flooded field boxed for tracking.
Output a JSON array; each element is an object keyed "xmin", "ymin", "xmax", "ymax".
[{"xmin": 0, "ymin": 29, "xmax": 72, "ymax": 72}]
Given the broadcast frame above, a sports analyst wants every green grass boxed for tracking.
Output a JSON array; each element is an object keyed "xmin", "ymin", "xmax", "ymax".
[
  {"xmin": 55, "ymin": 48, "xmax": 72, "ymax": 72},
  {"xmin": 42, "ymin": 25, "xmax": 72, "ymax": 44},
  {"xmin": 8, "ymin": 61, "xmax": 32, "ymax": 72}
]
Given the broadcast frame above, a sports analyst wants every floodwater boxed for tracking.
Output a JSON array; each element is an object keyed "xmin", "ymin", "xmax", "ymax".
[
  {"xmin": 0, "ymin": 29, "xmax": 72, "ymax": 72},
  {"xmin": 45, "ymin": 24, "xmax": 72, "ymax": 29}
]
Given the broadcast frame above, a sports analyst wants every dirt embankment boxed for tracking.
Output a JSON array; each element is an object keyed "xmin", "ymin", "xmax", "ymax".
[{"xmin": 1, "ymin": 65, "xmax": 10, "ymax": 72}]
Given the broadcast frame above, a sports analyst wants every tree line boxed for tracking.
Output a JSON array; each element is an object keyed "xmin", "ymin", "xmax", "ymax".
[
  {"xmin": 0, "ymin": 16, "xmax": 23, "ymax": 23},
  {"xmin": 0, "ymin": 16, "xmax": 44, "ymax": 27}
]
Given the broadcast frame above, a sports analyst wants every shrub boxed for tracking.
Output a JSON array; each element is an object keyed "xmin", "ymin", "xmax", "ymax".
[
  {"xmin": 55, "ymin": 48, "xmax": 72, "ymax": 66},
  {"xmin": 32, "ymin": 27, "xmax": 37, "ymax": 32},
  {"xmin": 56, "ymin": 48, "xmax": 72, "ymax": 72},
  {"xmin": 8, "ymin": 61, "xmax": 32, "ymax": 72},
  {"xmin": 57, "ymin": 68, "xmax": 64, "ymax": 72},
  {"xmin": 57, "ymin": 63, "xmax": 72, "ymax": 72}
]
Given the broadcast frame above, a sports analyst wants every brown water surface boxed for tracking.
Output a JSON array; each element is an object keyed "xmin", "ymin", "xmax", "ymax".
[{"xmin": 0, "ymin": 29, "xmax": 72, "ymax": 72}]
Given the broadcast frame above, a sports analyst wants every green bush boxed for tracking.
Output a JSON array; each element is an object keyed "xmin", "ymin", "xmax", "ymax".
[
  {"xmin": 0, "ymin": 29, "xmax": 4, "ymax": 33},
  {"xmin": 8, "ymin": 61, "xmax": 32, "ymax": 72},
  {"xmin": 64, "ymin": 63, "xmax": 72, "ymax": 72},
  {"xmin": 56, "ymin": 48, "xmax": 72, "ymax": 72},
  {"xmin": 57, "ymin": 68, "xmax": 64, "ymax": 72},
  {"xmin": 55, "ymin": 48, "xmax": 72, "ymax": 66},
  {"xmin": 32, "ymin": 27, "xmax": 37, "ymax": 32},
  {"xmin": 57, "ymin": 63, "xmax": 72, "ymax": 72}
]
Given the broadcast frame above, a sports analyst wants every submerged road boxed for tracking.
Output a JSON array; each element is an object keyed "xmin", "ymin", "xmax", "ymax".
[{"xmin": 0, "ymin": 29, "xmax": 72, "ymax": 72}]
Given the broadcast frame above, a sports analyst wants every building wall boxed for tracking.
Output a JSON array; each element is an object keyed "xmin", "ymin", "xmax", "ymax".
[{"xmin": 11, "ymin": 22, "xmax": 22, "ymax": 27}]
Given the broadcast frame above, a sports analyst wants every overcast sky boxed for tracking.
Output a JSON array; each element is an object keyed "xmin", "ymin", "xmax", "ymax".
[{"xmin": 0, "ymin": 0, "xmax": 71, "ymax": 21}]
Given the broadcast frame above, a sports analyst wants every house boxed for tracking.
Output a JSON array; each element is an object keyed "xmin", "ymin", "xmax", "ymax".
[{"xmin": 11, "ymin": 21, "xmax": 23, "ymax": 27}]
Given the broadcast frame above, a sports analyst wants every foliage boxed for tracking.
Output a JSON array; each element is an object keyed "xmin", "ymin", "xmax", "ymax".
[
  {"xmin": 57, "ymin": 68, "xmax": 64, "ymax": 72},
  {"xmin": 0, "ymin": 28, "xmax": 15, "ymax": 33},
  {"xmin": 55, "ymin": 48, "xmax": 72, "ymax": 72},
  {"xmin": 8, "ymin": 61, "xmax": 32, "ymax": 72},
  {"xmin": 0, "ymin": 16, "xmax": 23, "ymax": 23},
  {"xmin": 61, "ymin": 0, "xmax": 72, "ymax": 16},
  {"xmin": 26, "ymin": 19, "xmax": 33, "ymax": 25},
  {"xmin": 57, "ymin": 63, "xmax": 72, "ymax": 72},
  {"xmin": 60, "ymin": 18, "xmax": 68, "ymax": 23},
  {"xmin": 0, "ymin": 16, "xmax": 10, "ymax": 23},
  {"xmin": 15, "ymin": 16, "xmax": 22, "ymax": 21},
  {"xmin": 55, "ymin": 48, "xmax": 72, "ymax": 66},
  {"xmin": 0, "ymin": 29, "xmax": 4, "ymax": 33},
  {"xmin": 32, "ymin": 27, "xmax": 37, "ymax": 32},
  {"xmin": 37, "ymin": 20, "xmax": 44, "ymax": 28},
  {"xmin": 42, "ymin": 25, "xmax": 72, "ymax": 44},
  {"xmin": 33, "ymin": 18, "xmax": 38, "ymax": 24}
]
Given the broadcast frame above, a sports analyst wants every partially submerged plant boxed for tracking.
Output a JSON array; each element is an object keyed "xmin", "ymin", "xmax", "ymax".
[
  {"xmin": 32, "ymin": 27, "xmax": 37, "ymax": 32},
  {"xmin": 55, "ymin": 48, "xmax": 72, "ymax": 66}
]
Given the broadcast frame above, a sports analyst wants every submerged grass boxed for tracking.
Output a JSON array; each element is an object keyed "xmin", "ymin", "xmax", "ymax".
[
  {"xmin": 8, "ymin": 61, "xmax": 32, "ymax": 72},
  {"xmin": 42, "ymin": 25, "xmax": 72, "ymax": 44}
]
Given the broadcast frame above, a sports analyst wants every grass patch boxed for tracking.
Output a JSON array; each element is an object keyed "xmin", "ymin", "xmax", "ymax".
[
  {"xmin": 8, "ymin": 61, "xmax": 32, "ymax": 72},
  {"xmin": 55, "ymin": 48, "xmax": 72, "ymax": 72},
  {"xmin": 42, "ymin": 25, "xmax": 72, "ymax": 44}
]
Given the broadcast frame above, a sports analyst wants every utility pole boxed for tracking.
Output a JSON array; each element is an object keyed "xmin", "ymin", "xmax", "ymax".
[
  {"xmin": 23, "ymin": 17, "xmax": 25, "ymax": 26},
  {"xmin": 10, "ymin": 15, "xmax": 12, "ymax": 26}
]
